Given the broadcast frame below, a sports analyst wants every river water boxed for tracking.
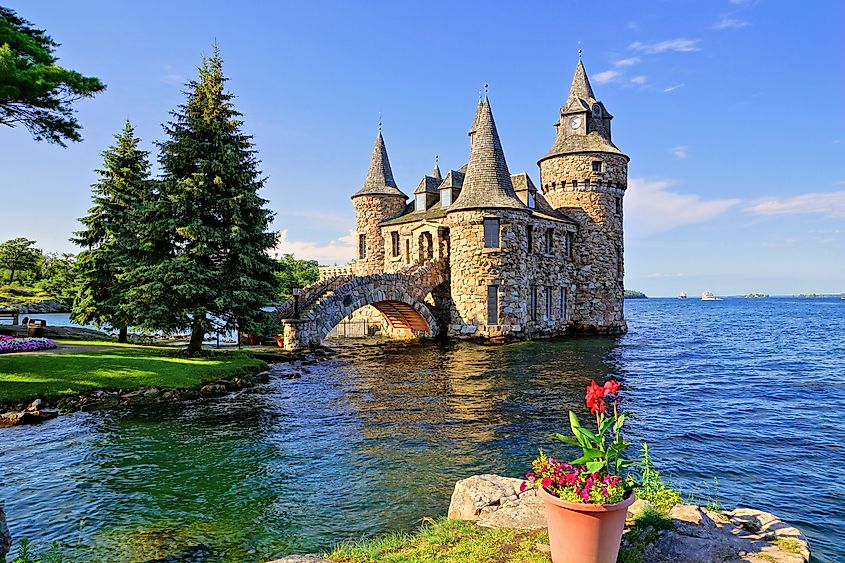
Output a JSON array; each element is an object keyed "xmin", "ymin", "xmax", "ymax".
[{"xmin": 1, "ymin": 297, "xmax": 843, "ymax": 561}]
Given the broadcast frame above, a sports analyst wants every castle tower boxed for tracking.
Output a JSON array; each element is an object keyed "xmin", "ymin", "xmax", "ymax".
[
  {"xmin": 351, "ymin": 131, "xmax": 407, "ymax": 275},
  {"xmin": 447, "ymin": 98, "xmax": 529, "ymax": 337},
  {"xmin": 538, "ymin": 60, "xmax": 629, "ymax": 334}
]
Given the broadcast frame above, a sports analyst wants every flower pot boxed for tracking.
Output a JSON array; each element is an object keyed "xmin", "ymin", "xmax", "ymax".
[{"xmin": 539, "ymin": 487, "xmax": 635, "ymax": 563}]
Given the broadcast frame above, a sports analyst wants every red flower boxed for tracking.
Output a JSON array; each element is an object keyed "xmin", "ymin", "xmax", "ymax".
[
  {"xmin": 585, "ymin": 380, "xmax": 608, "ymax": 413},
  {"xmin": 589, "ymin": 397, "xmax": 606, "ymax": 414},
  {"xmin": 603, "ymin": 380, "xmax": 620, "ymax": 397}
]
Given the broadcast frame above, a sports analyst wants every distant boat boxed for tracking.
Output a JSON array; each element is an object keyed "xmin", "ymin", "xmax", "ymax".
[
  {"xmin": 701, "ymin": 291, "xmax": 719, "ymax": 301},
  {"xmin": 679, "ymin": 292, "xmax": 687, "ymax": 299}
]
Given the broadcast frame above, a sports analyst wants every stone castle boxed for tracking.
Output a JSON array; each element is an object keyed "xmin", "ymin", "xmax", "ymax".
[{"xmin": 278, "ymin": 60, "xmax": 628, "ymax": 349}]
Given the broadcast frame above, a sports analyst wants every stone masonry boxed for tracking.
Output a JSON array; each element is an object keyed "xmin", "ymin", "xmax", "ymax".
[{"xmin": 277, "ymin": 59, "xmax": 629, "ymax": 349}]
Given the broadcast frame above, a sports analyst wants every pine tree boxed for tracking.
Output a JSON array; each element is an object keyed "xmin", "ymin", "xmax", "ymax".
[
  {"xmin": 130, "ymin": 46, "xmax": 278, "ymax": 353},
  {"xmin": 72, "ymin": 120, "xmax": 153, "ymax": 342}
]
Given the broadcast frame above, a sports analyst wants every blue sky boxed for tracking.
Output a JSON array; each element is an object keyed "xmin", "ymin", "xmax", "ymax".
[{"xmin": 1, "ymin": 0, "xmax": 843, "ymax": 296}]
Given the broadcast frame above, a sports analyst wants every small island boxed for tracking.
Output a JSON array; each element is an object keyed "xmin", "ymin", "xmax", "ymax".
[
  {"xmin": 624, "ymin": 290, "xmax": 648, "ymax": 299},
  {"xmin": 741, "ymin": 293, "xmax": 769, "ymax": 299}
]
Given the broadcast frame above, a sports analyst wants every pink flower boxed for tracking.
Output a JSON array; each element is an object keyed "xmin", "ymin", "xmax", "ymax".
[{"xmin": 541, "ymin": 477, "xmax": 552, "ymax": 489}]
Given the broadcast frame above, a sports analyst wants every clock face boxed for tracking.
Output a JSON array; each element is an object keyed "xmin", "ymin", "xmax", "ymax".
[{"xmin": 569, "ymin": 117, "xmax": 582, "ymax": 129}]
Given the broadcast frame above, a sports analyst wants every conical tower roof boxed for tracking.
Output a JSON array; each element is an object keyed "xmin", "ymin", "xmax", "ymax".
[
  {"xmin": 432, "ymin": 158, "xmax": 442, "ymax": 182},
  {"xmin": 353, "ymin": 132, "xmax": 406, "ymax": 198},
  {"xmin": 569, "ymin": 59, "xmax": 595, "ymax": 102},
  {"xmin": 449, "ymin": 99, "xmax": 525, "ymax": 212}
]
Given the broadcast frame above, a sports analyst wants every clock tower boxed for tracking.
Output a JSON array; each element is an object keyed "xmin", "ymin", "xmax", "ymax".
[{"xmin": 538, "ymin": 59, "xmax": 629, "ymax": 334}]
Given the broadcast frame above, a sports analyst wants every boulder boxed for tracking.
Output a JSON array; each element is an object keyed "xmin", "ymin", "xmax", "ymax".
[
  {"xmin": 0, "ymin": 408, "xmax": 59, "ymax": 428},
  {"xmin": 0, "ymin": 504, "xmax": 10, "ymax": 560},
  {"xmin": 448, "ymin": 474, "xmax": 546, "ymax": 530},
  {"xmin": 200, "ymin": 384, "xmax": 229, "ymax": 396}
]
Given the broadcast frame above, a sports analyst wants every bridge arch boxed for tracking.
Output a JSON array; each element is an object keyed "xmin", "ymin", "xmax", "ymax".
[{"xmin": 278, "ymin": 258, "xmax": 448, "ymax": 350}]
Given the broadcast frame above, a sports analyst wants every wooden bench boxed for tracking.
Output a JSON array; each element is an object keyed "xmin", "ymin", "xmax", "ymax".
[{"xmin": 0, "ymin": 310, "xmax": 20, "ymax": 325}]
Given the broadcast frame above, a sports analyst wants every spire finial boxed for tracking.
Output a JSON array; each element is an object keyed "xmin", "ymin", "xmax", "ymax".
[
  {"xmin": 484, "ymin": 83, "xmax": 489, "ymax": 100},
  {"xmin": 378, "ymin": 112, "xmax": 382, "ymax": 133},
  {"xmin": 435, "ymin": 154, "xmax": 439, "ymax": 166},
  {"xmin": 578, "ymin": 41, "xmax": 582, "ymax": 60}
]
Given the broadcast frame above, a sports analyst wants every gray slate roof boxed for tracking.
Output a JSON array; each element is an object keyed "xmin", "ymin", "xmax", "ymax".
[
  {"xmin": 439, "ymin": 170, "xmax": 465, "ymax": 190},
  {"xmin": 353, "ymin": 132, "xmax": 407, "ymax": 198},
  {"xmin": 432, "ymin": 163, "xmax": 442, "ymax": 182},
  {"xmin": 541, "ymin": 131, "xmax": 627, "ymax": 160},
  {"xmin": 448, "ymin": 99, "xmax": 527, "ymax": 212},
  {"xmin": 414, "ymin": 175, "xmax": 441, "ymax": 195},
  {"xmin": 380, "ymin": 201, "xmax": 448, "ymax": 226}
]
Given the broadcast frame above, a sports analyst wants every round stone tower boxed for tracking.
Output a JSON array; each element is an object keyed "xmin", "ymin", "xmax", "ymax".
[
  {"xmin": 538, "ymin": 60, "xmax": 629, "ymax": 334},
  {"xmin": 351, "ymin": 131, "xmax": 408, "ymax": 276},
  {"xmin": 447, "ymin": 98, "xmax": 530, "ymax": 340}
]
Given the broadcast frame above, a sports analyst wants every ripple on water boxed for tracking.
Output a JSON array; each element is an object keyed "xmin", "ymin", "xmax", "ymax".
[{"xmin": 0, "ymin": 297, "xmax": 843, "ymax": 561}]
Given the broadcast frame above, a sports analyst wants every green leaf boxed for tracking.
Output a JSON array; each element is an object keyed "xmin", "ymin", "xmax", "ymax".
[
  {"xmin": 575, "ymin": 425, "xmax": 600, "ymax": 444},
  {"xmin": 586, "ymin": 460, "xmax": 606, "ymax": 473},
  {"xmin": 571, "ymin": 449, "xmax": 604, "ymax": 464},
  {"xmin": 614, "ymin": 413, "xmax": 627, "ymax": 433},
  {"xmin": 548, "ymin": 433, "xmax": 581, "ymax": 447}
]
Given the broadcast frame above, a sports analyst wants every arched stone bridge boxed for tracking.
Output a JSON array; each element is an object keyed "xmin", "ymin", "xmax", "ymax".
[{"xmin": 277, "ymin": 258, "xmax": 448, "ymax": 350}]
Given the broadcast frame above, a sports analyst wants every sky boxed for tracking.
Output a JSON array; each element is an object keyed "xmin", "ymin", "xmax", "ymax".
[{"xmin": 1, "ymin": 0, "xmax": 843, "ymax": 297}]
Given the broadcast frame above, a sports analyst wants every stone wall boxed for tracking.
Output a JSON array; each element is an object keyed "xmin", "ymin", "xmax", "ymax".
[
  {"xmin": 540, "ymin": 152, "xmax": 628, "ymax": 333},
  {"xmin": 445, "ymin": 209, "xmax": 576, "ymax": 342},
  {"xmin": 351, "ymin": 194, "xmax": 407, "ymax": 276}
]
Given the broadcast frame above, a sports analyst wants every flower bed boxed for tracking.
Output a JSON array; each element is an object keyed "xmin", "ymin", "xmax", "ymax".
[{"xmin": 0, "ymin": 336, "xmax": 57, "ymax": 353}]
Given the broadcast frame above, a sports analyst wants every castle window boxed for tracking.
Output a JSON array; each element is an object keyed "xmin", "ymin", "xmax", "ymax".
[
  {"xmin": 565, "ymin": 232, "xmax": 574, "ymax": 259},
  {"xmin": 615, "ymin": 197, "xmax": 622, "ymax": 214},
  {"xmin": 545, "ymin": 287, "xmax": 553, "ymax": 320},
  {"xmin": 391, "ymin": 232, "xmax": 400, "ymax": 257},
  {"xmin": 526, "ymin": 225, "xmax": 533, "ymax": 253},
  {"xmin": 487, "ymin": 285, "xmax": 499, "ymax": 325},
  {"xmin": 415, "ymin": 193, "xmax": 427, "ymax": 212},
  {"xmin": 545, "ymin": 228, "xmax": 554, "ymax": 254},
  {"xmin": 616, "ymin": 245, "xmax": 623, "ymax": 280},
  {"xmin": 592, "ymin": 161, "xmax": 603, "ymax": 173},
  {"xmin": 441, "ymin": 189, "xmax": 452, "ymax": 207},
  {"xmin": 483, "ymin": 218, "xmax": 500, "ymax": 249},
  {"xmin": 405, "ymin": 239, "xmax": 410, "ymax": 264},
  {"xmin": 527, "ymin": 191, "xmax": 535, "ymax": 209},
  {"xmin": 530, "ymin": 285, "xmax": 538, "ymax": 321},
  {"xmin": 560, "ymin": 287, "xmax": 568, "ymax": 320},
  {"xmin": 419, "ymin": 232, "xmax": 434, "ymax": 260},
  {"xmin": 358, "ymin": 234, "xmax": 366, "ymax": 259},
  {"xmin": 572, "ymin": 180, "xmax": 578, "ymax": 188}
]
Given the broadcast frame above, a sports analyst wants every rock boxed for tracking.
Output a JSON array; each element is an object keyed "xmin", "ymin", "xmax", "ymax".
[
  {"xmin": 143, "ymin": 388, "xmax": 160, "ymax": 398},
  {"xmin": 122, "ymin": 390, "xmax": 145, "ymax": 400},
  {"xmin": 266, "ymin": 556, "xmax": 330, "ymax": 563},
  {"xmin": 627, "ymin": 499, "xmax": 653, "ymax": 521},
  {"xmin": 27, "ymin": 399, "xmax": 43, "ymax": 412},
  {"xmin": 200, "ymin": 384, "xmax": 228, "ymax": 396},
  {"xmin": 448, "ymin": 474, "xmax": 546, "ymax": 530},
  {"xmin": 0, "ymin": 504, "xmax": 10, "ymax": 560},
  {"xmin": 0, "ymin": 409, "xmax": 59, "ymax": 428},
  {"xmin": 254, "ymin": 371, "xmax": 271, "ymax": 383}
]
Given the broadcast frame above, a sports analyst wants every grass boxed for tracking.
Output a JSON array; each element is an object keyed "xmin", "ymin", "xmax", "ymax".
[
  {"xmin": 0, "ymin": 344, "xmax": 267, "ymax": 405},
  {"xmin": 328, "ymin": 518, "xmax": 551, "ymax": 563},
  {"xmin": 0, "ymin": 284, "xmax": 55, "ymax": 307},
  {"xmin": 617, "ymin": 508, "xmax": 676, "ymax": 563}
]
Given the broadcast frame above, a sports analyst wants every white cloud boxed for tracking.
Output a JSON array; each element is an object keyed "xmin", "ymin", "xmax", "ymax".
[
  {"xmin": 614, "ymin": 57, "xmax": 641, "ymax": 67},
  {"xmin": 625, "ymin": 178, "xmax": 740, "ymax": 236},
  {"xmin": 630, "ymin": 75, "xmax": 648, "ymax": 85},
  {"xmin": 270, "ymin": 229, "xmax": 356, "ymax": 264},
  {"xmin": 629, "ymin": 39, "xmax": 702, "ymax": 54},
  {"xmin": 670, "ymin": 145, "xmax": 689, "ymax": 159},
  {"xmin": 646, "ymin": 272, "xmax": 685, "ymax": 278},
  {"xmin": 663, "ymin": 84, "xmax": 684, "ymax": 93},
  {"xmin": 592, "ymin": 70, "xmax": 620, "ymax": 84},
  {"xmin": 713, "ymin": 17, "xmax": 751, "ymax": 30},
  {"xmin": 834, "ymin": 180, "xmax": 845, "ymax": 186},
  {"xmin": 160, "ymin": 65, "xmax": 186, "ymax": 85},
  {"xmin": 744, "ymin": 191, "xmax": 845, "ymax": 219}
]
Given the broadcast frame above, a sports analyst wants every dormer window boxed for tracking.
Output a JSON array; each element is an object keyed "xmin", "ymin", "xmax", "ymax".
[
  {"xmin": 415, "ymin": 193, "xmax": 426, "ymax": 212},
  {"xmin": 592, "ymin": 161, "xmax": 603, "ymax": 173},
  {"xmin": 441, "ymin": 189, "xmax": 452, "ymax": 207},
  {"xmin": 527, "ymin": 191, "xmax": 535, "ymax": 209},
  {"xmin": 592, "ymin": 104, "xmax": 602, "ymax": 118}
]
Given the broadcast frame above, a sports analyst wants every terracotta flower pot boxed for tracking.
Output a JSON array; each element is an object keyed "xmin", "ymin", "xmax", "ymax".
[{"xmin": 539, "ymin": 487, "xmax": 635, "ymax": 563}]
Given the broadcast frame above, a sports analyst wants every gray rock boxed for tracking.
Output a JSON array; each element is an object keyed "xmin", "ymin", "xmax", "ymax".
[
  {"xmin": 0, "ymin": 504, "xmax": 10, "ymax": 560},
  {"xmin": 0, "ymin": 409, "xmax": 59, "ymax": 428},
  {"xmin": 448, "ymin": 474, "xmax": 546, "ymax": 530}
]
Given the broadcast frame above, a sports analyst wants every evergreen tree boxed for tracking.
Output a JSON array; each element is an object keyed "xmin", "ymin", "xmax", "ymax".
[
  {"xmin": 128, "ymin": 46, "xmax": 278, "ymax": 353},
  {"xmin": 72, "ymin": 121, "xmax": 153, "ymax": 342},
  {"xmin": 0, "ymin": 6, "xmax": 105, "ymax": 145}
]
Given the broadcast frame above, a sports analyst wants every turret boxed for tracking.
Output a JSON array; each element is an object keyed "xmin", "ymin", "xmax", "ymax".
[
  {"xmin": 351, "ymin": 131, "xmax": 407, "ymax": 275},
  {"xmin": 538, "ymin": 59, "xmax": 629, "ymax": 334},
  {"xmin": 447, "ymin": 98, "xmax": 529, "ymax": 337}
]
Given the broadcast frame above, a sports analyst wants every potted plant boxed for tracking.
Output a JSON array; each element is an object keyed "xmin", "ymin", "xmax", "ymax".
[{"xmin": 521, "ymin": 379, "xmax": 634, "ymax": 563}]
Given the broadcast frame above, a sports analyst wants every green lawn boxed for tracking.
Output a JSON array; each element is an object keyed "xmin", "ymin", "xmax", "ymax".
[
  {"xmin": 328, "ymin": 518, "xmax": 551, "ymax": 563},
  {"xmin": 0, "ymin": 344, "xmax": 267, "ymax": 405}
]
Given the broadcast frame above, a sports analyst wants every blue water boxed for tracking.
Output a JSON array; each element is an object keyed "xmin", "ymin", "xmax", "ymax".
[{"xmin": 0, "ymin": 297, "xmax": 843, "ymax": 561}]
